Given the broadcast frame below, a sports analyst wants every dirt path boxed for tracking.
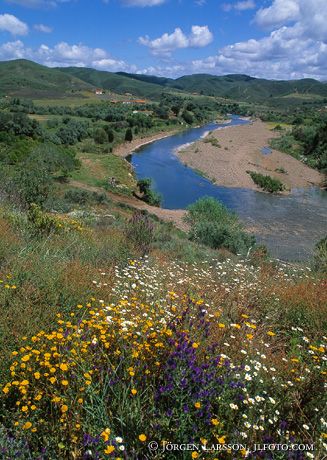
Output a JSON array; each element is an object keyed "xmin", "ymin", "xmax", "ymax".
[
  {"xmin": 69, "ymin": 180, "xmax": 188, "ymax": 231},
  {"xmin": 177, "ymin": 120, "xmax": 323, "ymax": 191}
]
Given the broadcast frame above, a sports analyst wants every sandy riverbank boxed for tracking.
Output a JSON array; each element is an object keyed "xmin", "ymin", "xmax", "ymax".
[
  {"xmin": 177, "ymin": 120, "xmax": 323, "ymax": 191},
  {"xmin": 113, "ymin": 130, "xmax": 178, "ymax": 158}
]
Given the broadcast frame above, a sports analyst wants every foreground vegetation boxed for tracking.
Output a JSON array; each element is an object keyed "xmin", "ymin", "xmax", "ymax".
[{"xmin": 0, "ymin": 209, "xmax": 326, "ymax": 458}]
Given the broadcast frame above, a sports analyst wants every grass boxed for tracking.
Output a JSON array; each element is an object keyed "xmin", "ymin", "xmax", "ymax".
[
  {"xmin": 203, "ymin": 136, "xmax": 221, "ymax": 147},
  {"xmin": 32, "ymin": 93, "xmax": 101, "ymax": 107},
  {"xmin": 71, "ymin": 150, "xmax": 136, "ymax": 192},
  {"xmin": 265, "ymin": 121, "xmax": 291, "ymax": 130}
]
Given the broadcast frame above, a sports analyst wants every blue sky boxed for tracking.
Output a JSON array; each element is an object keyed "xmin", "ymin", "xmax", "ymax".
[{"xmin": 0, "ymin": 0, "xmax": 326, "ymax": 80}]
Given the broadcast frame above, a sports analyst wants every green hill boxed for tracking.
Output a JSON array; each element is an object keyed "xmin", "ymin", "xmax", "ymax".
[
  {"xmin": 1, "ymin": 59, "xmax": 327, "ymax": 104},
  {"xmin": 0, "ymin": 59, "xmax": 94, "ymax": 98},
  {"xmin": 58, "ymin": 67, "xmax": 170, "ymax": 99},
  {"xmin": 119, "ymin": 72, "xmax": 327, "ymax": 101}
]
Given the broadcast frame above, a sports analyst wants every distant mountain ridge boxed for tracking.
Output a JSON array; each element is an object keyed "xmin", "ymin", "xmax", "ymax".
[{"xmin": 1, "ymin": 59, "xmax": 327, "ymax": 103}]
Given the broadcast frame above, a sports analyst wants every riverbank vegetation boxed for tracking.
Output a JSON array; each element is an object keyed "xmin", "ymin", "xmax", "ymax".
[
  {"xmin": 268, "ymin": 111, "xmax": 327, "ymax": 177},
  {"xmin": 247, "ymin": 172, "xmax": 285, "ymax": 193},
  {"xmin": 186, "ymin": 197, "xmax": 255, "ymax": 255}
]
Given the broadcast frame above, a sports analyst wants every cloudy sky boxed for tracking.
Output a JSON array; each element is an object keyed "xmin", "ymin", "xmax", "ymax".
[{"xmin": 0, "ymin": 0, "xmax": 326, "ymax": 80}]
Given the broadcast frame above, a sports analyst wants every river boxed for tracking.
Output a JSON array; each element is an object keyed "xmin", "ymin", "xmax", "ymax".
[{"xmin": 129, "ymin": 116, "xmax": 327, "ymax": 261}]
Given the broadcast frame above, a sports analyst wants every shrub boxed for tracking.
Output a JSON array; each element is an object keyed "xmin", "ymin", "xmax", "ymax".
[
  {"xmin": 186, "ymin": 196, "xmax": 255, "ymax": 254},
  {"xmin": 64, "ymin": 189, "xmax": 108, "ymax": 206},
  {"xmin": 248, "ymin": 171, "xmax": 284, "ymax": 193},
  {"xmin": 313, "ymin": 236, "xmax": 327, "ymax": 273},
  {"xmin": 137, "ymin": 178, "xmax": 161, "ymax": 207},
  {"xmin": 93, "ymin": 128, "xmax": 108, "ymax": 145},
  {"xmin": 181, "ymin": 110, "xmax": 194, "ymax": 124},
  {"xmin": 125, "ymin": 211, "xmax": 155, "ymax": 255},
  {"xmin": 203, "ymin": 137, "xmax": 221, "ymax": 147}
]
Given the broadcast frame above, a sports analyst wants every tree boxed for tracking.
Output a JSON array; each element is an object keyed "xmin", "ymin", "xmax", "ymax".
[
  {"xmin": 93, "ymin": 128, "xmax": 108, "ymax": 144},
  {"xmin": 182, "ymin": 110, "xmax": 194, "ymax": 125},
  {"xmin": 106, "ymin": 128, "xmax": 115, "ymax": 143},
  {"xmin": 125, "ymin": 128, "xmax": 133, "ymax": 142}
]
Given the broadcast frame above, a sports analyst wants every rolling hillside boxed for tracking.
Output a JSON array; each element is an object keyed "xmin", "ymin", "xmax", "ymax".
[
  {"xmin": 58, "ymin": 67, "xmax": 170, "ymax": 99},
  {"xmin": 116, "ymin": 71, "xmax": 327, "ymax": 102},
  {"xmin": 0, "ymin": 59, "xmax": 94, "ymax": 98},
  {"xmin": 1, "ymin": 59, "xmax": 327, "ymax": 104}
]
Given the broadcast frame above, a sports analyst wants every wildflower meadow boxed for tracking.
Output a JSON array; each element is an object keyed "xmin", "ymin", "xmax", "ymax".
[{"xmin": 1, "ymin": 255, "xmax": 326, "ymax": 459}]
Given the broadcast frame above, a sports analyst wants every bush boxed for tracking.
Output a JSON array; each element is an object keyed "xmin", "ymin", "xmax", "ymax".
[
  {"xmin": 64, "ymin": 189, "xmax": 108, "ymax": 205},
  {"xmin": 182, "ymin": 110, "xmax": 194, "ymax": 124},
  {"xmin": 248, "ymin": 171, "xmax": 284, "ymax": 193},
  {"xmin": 313, "ymin": 236, "xmax": 327, "ymax": 273},
  {"xmin": 186, "ymin": 196, "xmax": 255, "ymax": 254},
  {"xmin": 137, "ymin": 178, "xmax": 161, "ymax": 207},
  {"xmin": 125, "ymin": 211, "xmax": 155, "ymax": 255},
  {"xmin": 93, "ymin": 128, "xmax": 108, "ymax": 145},
  {"xmin": 203, "ymin": 137, "xmax": 220, "ymax": 147}
]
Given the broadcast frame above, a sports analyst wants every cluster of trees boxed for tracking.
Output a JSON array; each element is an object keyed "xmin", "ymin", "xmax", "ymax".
[
  {"xmin": 0, "ymin": 119, "xmax": 79, "ymax": 209},
  {"xmin": 269, "ymin": 110, "xmax": 327, "ymax": 174}
]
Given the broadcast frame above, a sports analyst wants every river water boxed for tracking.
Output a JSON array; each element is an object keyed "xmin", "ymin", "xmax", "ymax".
[{"xmin": 129, "ymin": 116, "xmax": 327, "ymax": 261}]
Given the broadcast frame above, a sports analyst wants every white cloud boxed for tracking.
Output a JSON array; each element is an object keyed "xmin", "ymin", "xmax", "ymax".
[
  {"xmin": 0, "ymin": 40, "xmax": 137, "ymax": 72},
  {"xmin": 188, "ymin": 0, "xmax": 327, "ymax": 80},
  {"xmin": 34, "ymin": 23, "xmax": 53, "ymax": 33},
  {"xmin": 255, "ymin": 0, "xmax": 300, "ymax": 28},
  {"xmin": 222, "ymin": 0, "xmax": 256, "ymax": 12},
  {"xmin": 121, "ymin": 0, "xmax": 166, "ymax": 6},
  {"xmin": 139, "ymin": 25, "xmax": 213, "ymax": 56},
  {"xmin": 0, "ymin": 14, "xmax": 29, "ymax": 35}
]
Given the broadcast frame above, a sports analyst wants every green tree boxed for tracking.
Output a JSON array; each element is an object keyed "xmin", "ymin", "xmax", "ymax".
[
  {"xmin": 93, "ymin": 128, "xmax": 108, "ymax": 144},
  {"xmin": 125, "ymin": 128, "xmax": 133, "ymax": 142}
]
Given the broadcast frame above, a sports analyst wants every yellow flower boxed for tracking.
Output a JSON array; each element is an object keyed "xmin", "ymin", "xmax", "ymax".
[
  {"xmin": 49, "ymin": 377, "xmax": 56, "ymax": 384},
  {"xmin": 211, "ymin": 418, "xmax": 220, "ymax": 426},
  {"xmin": 77, "ymin": 398, "xmax": 83, "ymax": 404},
  {"xmin": 192, "ymin": 453, "xmax": 199, "ymax": 459},
  {"xmin": 101, "ymin": 428, "xmax": 111, "ymax": 442},
  {"xmin": 23, "ymin": 422, "xmax": 32, "ymax": 430},
  {"xmin": 61, "ymin": 380, "xmax": 69, "ymax": 386},
  {"xmin": 21, "ymin": 406, "xmax": 28, "ymax": 412},
  {"xmin": 34, "ymin": 372, "xmax": 41, "ymax": 380},
  {"xmin": 218, "ymin": 323, "xmax": 225, "ymax": 328},
  {"xmin": 61, "ymin": 405, "xmax": 68, "ymax": 413},
  {"xmin": 267, "ymin": 331, "xmax": 276, "ymax": 336},
  {"xmin": 104, "ymin": 445, "xmax": 115, "ymax": 454},
  {"xmin": 139, "ymin": 434, "xmax": 147, "ymax": 442},
  {"xmin": 21, "ymin": 355, "xmax": 30, "ymax": 362},
  {"xmin": 218, "ymin": 436, "xmax": 226, "ymax": 444},
  {"xmin": 60, "ymin": 363, "xmax": 69, "ymax": 371},
  {"xmin": 131, "ymin": 388, "xmax": 137, "ymax": 395},
  {"xmin": 192, "ymin": 343, "xmax": 199, "ymax": 349},
  {"xmin": 194, "ymin": 402, "xmax": 201, "ymax": 409}
]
